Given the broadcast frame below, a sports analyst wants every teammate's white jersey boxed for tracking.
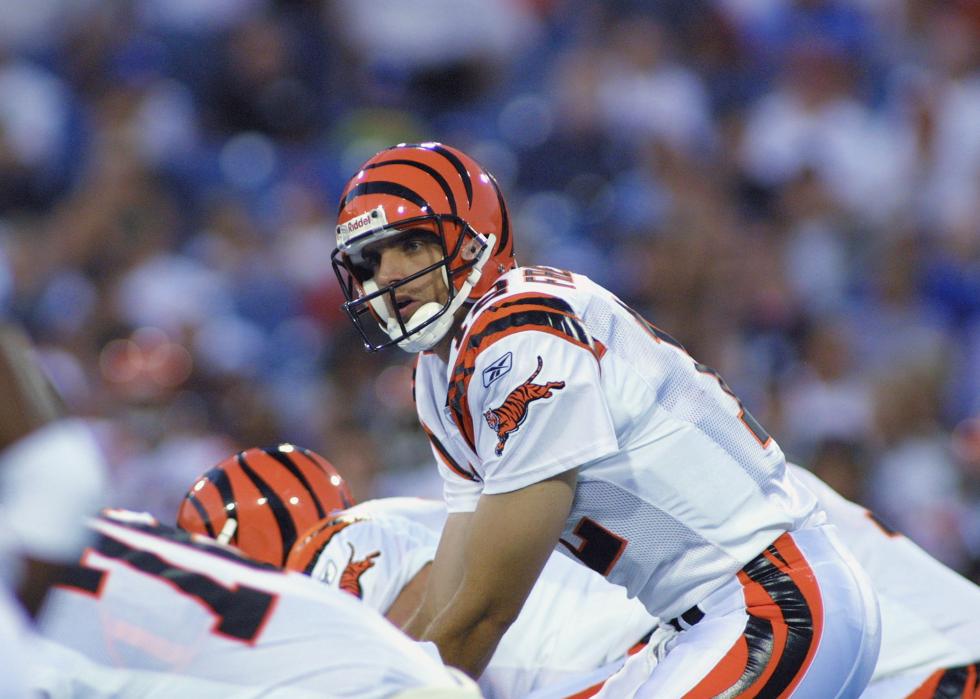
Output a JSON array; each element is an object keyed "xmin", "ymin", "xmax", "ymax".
[
  {"xmin": 291, "ymin": 497, "xmax": 657, "ymax": 699},
  {"xmin": 0, "ymin": 584, "xmax": 30, "ymax": 699},
  {"xmin": 290, "ymin": 498, "xmax": 444, "ymax": 615},
  {"xmin": 791, "ymin": 466, "xmax": 980, "ymax": 681},
  {"xmin": 414, "ymin": 266, "xmax": 821, "ymax": 619},
  {"xmin": 37, "ymin": 511, "xmax": 479, "ymax": 698}
]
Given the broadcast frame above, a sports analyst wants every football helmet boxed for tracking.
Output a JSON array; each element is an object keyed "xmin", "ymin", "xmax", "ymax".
[
  {"xmin": 176, "ymin": 444, "xmax": 354, "ymax": 567},
  {"xmin": 332, "ymin": 142, "xmax": 516, "ymax": 352}
]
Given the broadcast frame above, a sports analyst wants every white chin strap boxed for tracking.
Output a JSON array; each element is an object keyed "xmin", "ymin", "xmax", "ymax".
[{"xmin": 364, "ymin": 235, "xmax": 496, "ymax": 353}]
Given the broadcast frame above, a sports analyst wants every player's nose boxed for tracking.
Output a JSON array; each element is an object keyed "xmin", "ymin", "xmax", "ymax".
[{"xmin": 375, "ymin": 248, "xmax": 408, "ymax": 287}]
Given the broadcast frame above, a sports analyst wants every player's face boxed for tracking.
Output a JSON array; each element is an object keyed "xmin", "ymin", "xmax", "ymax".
[{"xmin": 361, "ymin": 229, "xmax": 448, "ymax": 318}]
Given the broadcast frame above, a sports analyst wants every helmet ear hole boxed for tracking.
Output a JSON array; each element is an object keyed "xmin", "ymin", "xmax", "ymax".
[{"xmin": 461, "ymin": 239, "xmax": 482, "ymax": 262}]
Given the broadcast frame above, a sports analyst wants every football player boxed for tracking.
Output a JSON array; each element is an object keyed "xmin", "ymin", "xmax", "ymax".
[
  {"xmin": 330, "ymin": 142, "xmax": 881, "ymax": 696},
  {"xmin": 177, "ymin": 447, "xmax": 658, "ymax": 699},
  {"xmin": 38, "ymin": 508, "xmax": 481, "ymax": 698},
  {"xmin": 0, "ymin": 324, "xmax": 108, "ymax": 697}
]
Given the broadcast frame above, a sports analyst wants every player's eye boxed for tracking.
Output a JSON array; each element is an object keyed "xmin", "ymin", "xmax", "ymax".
[
  {"xmin": 402, "ymin": 237, "xmax": 426, "ymax": 253},
  {"xmin": 361, "ymin": 250, "xmax": 381, "ymax": 271},
  {"xmin": 349, "ymin": 253, "xmax": 378, "ymax": 282}
]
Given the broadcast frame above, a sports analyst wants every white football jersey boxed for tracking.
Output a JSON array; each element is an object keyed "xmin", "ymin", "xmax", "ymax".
[
  {"xmin": 291, "ymin": 498, "xmax": 444, "ymax": 615},
  {"xmin": 0, "ymin": 584, "xmax": 30, "ymax": 699},
  {"xmin": 37, "ymin": 511, "xmax": 478, "ymax": 698},
  {"xmin": 293, "ymin": 498, "xmax": 657, "ymax": 699},
  {"xmin": 791, "ymin": 466, "xmax": 980, "ymax": 679},
  {"xmin": 414, "ymin": 266, "xmax": 821, "ymax": 619}
]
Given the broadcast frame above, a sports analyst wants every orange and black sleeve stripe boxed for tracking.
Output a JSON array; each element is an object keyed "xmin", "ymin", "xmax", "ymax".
[
  {"xmin": 285, "ymin": 518, "xmax": 356, "ymax": 575},
  {"xmin": 447, "ymin": 293, "xmax": 603, "ymax": 451}
]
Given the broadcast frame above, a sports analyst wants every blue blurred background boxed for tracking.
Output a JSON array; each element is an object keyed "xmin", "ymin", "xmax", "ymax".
[{"xmin": 0, "ymin": 0, "xmax": 977, "ymax": 581}]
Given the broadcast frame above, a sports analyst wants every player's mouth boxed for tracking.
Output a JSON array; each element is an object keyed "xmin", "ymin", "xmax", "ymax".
[{"xmin": 395, "ymin": 297, "xmax": 418, "ymax": 316}]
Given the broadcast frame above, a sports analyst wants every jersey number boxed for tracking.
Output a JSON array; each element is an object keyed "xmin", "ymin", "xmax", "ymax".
[
  {"xmin": 559, "ymin": 517, "xmax": 627, "ymax": 577},
  {"xmin": 61, "ymin": 535, "xmax": 277, "ymax": 643}
]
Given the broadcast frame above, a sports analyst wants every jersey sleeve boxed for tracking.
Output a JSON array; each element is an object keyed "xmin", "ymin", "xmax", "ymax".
[
  {"xmin": 441, "ymin": 472, "xmax": 482, "ymax": 513},
  {"xmin": 302, "ymin": 515, "xmax": 438, "ymax": 615},
  {"xmin": 467, "ymin": 331, "xmax": 619, "ymax": 495},
  {"xmin": 419, "ymin": 422, "xmax": 482, "ymax": 513},
  {"xmin": 0, "ymin": 419, "xmax": 107, "ymax": 561}
]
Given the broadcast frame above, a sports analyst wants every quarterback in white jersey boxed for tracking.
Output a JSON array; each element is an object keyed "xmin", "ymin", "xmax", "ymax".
[
  {"xmin": 285, "ymin": 497, "xmax": 657, "ymax": 699},
  {"xmin": 330, "ymin": 142, "xmax": 881, "ymax": 696},
  {"xmin": 38, "ymin": 510, "xmax": 481, "ymax": 698}
]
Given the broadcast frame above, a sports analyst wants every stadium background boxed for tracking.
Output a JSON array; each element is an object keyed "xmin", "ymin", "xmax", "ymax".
[{"xmin": 0, "ymin": 0, "xmax": 977, "ymax": 582}]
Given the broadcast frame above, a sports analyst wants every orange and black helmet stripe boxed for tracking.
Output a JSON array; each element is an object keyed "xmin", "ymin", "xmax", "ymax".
[
  {"xmin": 339, "ymin": 144, "xmax": 470, "ymax": 217},
  {"xmin": 447, "ymin": 293, "xmax": 601, "ymax": 451}
]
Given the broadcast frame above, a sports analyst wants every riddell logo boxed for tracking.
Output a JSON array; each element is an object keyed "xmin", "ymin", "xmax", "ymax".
[
  {"xmin": 346, "ymin": 215, "xmax": 373, "ymax": 232},
  {"xmin": 337, "ymin": 206, "xmax": 388, "ymax": 244}
]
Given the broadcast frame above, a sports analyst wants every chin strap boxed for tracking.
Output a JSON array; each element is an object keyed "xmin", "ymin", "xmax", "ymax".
[{"xmin": 357, "ymin": 233, "xmax": 493, "ymax": 353}]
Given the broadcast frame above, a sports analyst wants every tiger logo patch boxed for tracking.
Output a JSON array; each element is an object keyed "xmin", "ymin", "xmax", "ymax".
[
  {"xmin": 339, "ymin": 543, "xmax": 380, "ymax": 598},
  {"xmin": 484, "ymin": 356, "xmax": 565, "ymax": 456}
]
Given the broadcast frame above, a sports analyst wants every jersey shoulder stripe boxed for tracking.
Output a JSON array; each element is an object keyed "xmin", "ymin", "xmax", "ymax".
[
  {"xmin": 285, "ymin": 518, "xmax": 358, "ymax": 575},
  {"xmin": 448, "ymin": 292, "xmax": 603, "ymax": 452}
]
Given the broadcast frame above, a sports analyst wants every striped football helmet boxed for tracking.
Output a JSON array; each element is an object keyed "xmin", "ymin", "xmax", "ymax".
[
  {"xmin": 176, "ymin": 444, "xmax": 354, "ymax": 567},
  {"xmin": 332, "ymin": 142, "xmax": 516, "ymax": 352}
]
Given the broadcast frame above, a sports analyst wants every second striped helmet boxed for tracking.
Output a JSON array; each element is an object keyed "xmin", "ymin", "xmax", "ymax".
[{"xmin": 176, "ymin": 444, "xmax": 354, "ymax": 567}]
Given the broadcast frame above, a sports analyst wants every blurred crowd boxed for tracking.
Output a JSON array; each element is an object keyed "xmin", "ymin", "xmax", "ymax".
[{"xmin": 0, "ymin": 0, "xmax": 977, "ymax": 581}]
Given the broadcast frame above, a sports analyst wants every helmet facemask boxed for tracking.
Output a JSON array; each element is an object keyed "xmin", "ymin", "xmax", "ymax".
[{"xmin": 332, "ymin": 208, "xmax": 494, "ymax": 353}]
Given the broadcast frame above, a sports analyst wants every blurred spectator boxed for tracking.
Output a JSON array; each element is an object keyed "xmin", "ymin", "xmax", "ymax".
[
  {"xmin": 594, "ymin": 14, "xmax": 714, "ymax": 155},
  {"xmin": 781, "ymin": 319, "xmax": 875, "ymax": 454},
  {"xmin": 738, "ymin": 38, "xmax": 911, "ymax": 221},
  {"xmin": 0, "ymin": 57, "xmax": 72, "ymax": 213},
  {"xmin": 869, "ymin": 360, "xmax": 970, "ymax": 570}
]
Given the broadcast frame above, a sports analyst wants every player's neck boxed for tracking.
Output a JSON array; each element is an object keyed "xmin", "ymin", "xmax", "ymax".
[
  {"xmin": 433, "ymin": 328, "xmax": 454, "ymax": 363},
  {"xmin": 432, "ymin": 305, "xmax": 470, "ymax": 362}
]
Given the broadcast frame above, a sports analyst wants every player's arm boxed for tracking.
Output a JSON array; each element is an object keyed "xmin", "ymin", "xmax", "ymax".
[
  {"xmin": 403, "ymin": 511, "xmax": 471, "ymax": 639},
  {"xmin": 419, "ymin": 468, "xmax": 577, "ymax": 678},
  {"xmin": 0, "ymin": 325, "xmax": 106, "ymax": 616}
]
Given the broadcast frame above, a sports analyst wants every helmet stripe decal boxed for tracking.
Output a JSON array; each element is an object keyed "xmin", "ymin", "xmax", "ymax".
[
  {"xmin": 429, "ymin": 145, "xmax": 473, "ymax": 206},
  {"xmin": 210, "ymin": 465, "xmax": 238, "ymax": 543},
  {"xmin": 186, "ymin": 492, "xmax": 217, "ymax": 538},
  {"xmin": 485, "ymin": 171, "xmax": 511, "ymax": 253},
  {"xmin": 338, "ymin": 181, "xmax": 429, "ymax": 215},
  {"xmin": 298, "ymin": 448, "xmax": 353, "ymax": 508},
  {"xmin": 262, "ymin": 447, "xmax": 327, "ymax": 519},
  {"xmin": 366, "ymin": 159, "xmax": 458, "ymax": 216},
  {"xmin": 237, "ymin": 453, "xmax": 297, "ymax": 566}
]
